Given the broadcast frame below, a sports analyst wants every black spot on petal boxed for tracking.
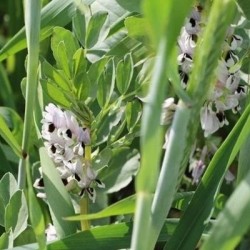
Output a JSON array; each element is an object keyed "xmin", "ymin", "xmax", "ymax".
[
  {"xmin": 50, "ymin": 144, "xmax": 56, "ymax": 154},
  {"xmin": 66, "ymin": 129, "xmax": 72, "ymax": 138},
  {"xmin": 236, "ymin": 85, "xmax": 245, "ymax": 94},
  {"xmin": 95, "ymin": 179, "xmax": 102, "ymax": 186},
  {"xmin": 191, "ymin": 34, "xmax": 198, "ymax": 43},
  {"xmin": 48, "ymin": 123, "xmax": 55, "ymax": 133},
  {"xmin": 216, "ymin": 112, "xmax": 224, "ymax": 122},
  {"xmin": 62, "ymin": 178, "xmax": 68, "ymax": 186},
  {"xmin": 190, "ymin": 18, "xmax": 196, "ymax": 27},
  {"xmin": 75, "ymin": 173, "xmax": 81, "ymax": 182},
  {"xmin": 38, "ymin": 178, "xmax": 44, "ymax": 187},
  {"xmin": 80, "ymin": 188, "xmax": 85, "ymax": 196},
  {"xmin": 183, "ymin": 73, "xmax": 189, "ymax": 84},
  {"xmin": 185, "ymin": 53, "xmax": 192, "ymax": 60},
  {"xmin": 87, "ymin": 187, "xmax": 94, "ymax": 197}
]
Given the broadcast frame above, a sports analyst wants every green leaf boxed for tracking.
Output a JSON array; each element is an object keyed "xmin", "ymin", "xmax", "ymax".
[
  {"xmin": 0, "ymin": 0, "xmax": 76, "ymax": 61},
  {"xmin": 51, "ymin": 27, "xmax": 80, "ymax": 79},
  {"xmin": 166, "ymin": 103, "xmax": 250, "ymax": 250},
  {"xmin": 125, "ymin": 100, "xmax": 142, "ymax": 131},
  {"xmin": 116, "ymin": 53, "xmax": 134, "ymax": 94},
  {"xmin": 11, "ymin": 220, "xmax": 178, "ymax": 250},
  {"xmin": 237, "ymin": 135, "xmax": 250, "ymax": 184},
  {"xmin": 88, "ymin": 56, "xmax": 110, "ymax": 99},
  {"xmin": 115, "ymin": 0, "xmax": 142, "ymax": 13},
  {"xmin": 72, "ymin": 8, "xmax": 86, "ymax": 47},
  {"xmin": 0, "ymin": 115, "xmax": 22, "ymax": 158},
  {"xmin": 0, "ymin": 231, "xmax": 10, "ymax": 249},
  {"xmin": 39, "ymin": 147, "xmax": 77, "ymax": 238},
  {"xmin": 92, "ymin": 148, "xmax": 113, "ymax": 171},
  {"xmin": 143, "ymin": 0, "xmax": 194, "ymax": 47},
  {"xmin": 14, "ymin": 226, "xmax": 37, "ymax": 247},
  {"xmin": 41, "ymin": 80, "xmax": 71, "ymax": 107},
  {"xmin": 85, "ymin": 11, "xmax": 110, "ymax": 49},
  {"xmin": 42, "ymin": 60, "xmax": 71, "ymax": 91},
  {"xmin": 124, "ymin": 16, "xmax": 148, "ymax": 40},
  {"xmin": 26, "ymin": 162, "xmax": 46, "ymax": 250},
  {"xmin": 47, "ymin": 221, "xmax": 175, "ymax": 250},
  {"xmin": 94, "ymin": 107, "xmax": 124, "ymax": 146},
  {"xmin": 202, "ymin": 169, "xmax": 250, "ymax": 250},
  {"xmin": 66, "ymin": 195, "xmax": 136, "ymax": 221},
  {"xmin": 0, "ymin": 63, "xmax": 15, "ymax": 108},
  {"xmin": 99, "ymin": 147, "xmax": 140, "ymax": 193},
  {"xmin": 0, "ymin": 172, "xmax": 19, "ymax": 207},
  {"xmin": 237, "ymin": 0, "xmax": 250, "ymax": 20},
  {"xmin": 72, "ymin": 48, "xmax": 91, "ymax": 100},
  {"xmin": 97, "ymin": 58, "xmax": 116, "ymax": 107},
  {"xmin": 0, "ymin": 107, "xmax": 24, "ymax": 146},
  {"xmin": 0, "ymin": 145, "xmax": 13, "ymax": 177},
  {"xmin": 5, "ymin": 190, "xmax": 28, "ymax": 239}
]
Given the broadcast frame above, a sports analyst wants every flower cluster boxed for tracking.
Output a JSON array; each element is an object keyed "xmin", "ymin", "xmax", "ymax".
[
  {"xmin": 200, "ymin": 30, "xmax": 246, "ymax": 136},
  {"xmin": 161, "ymin": 6, "xmax": 247, "ymax": 185},
  {"xmin": 178, "ymin": 6, "xmax": 247, "ymax": 137},
  {"xmin": 34, "ymin": 103, "xmax": 104, "ymax": 202}
]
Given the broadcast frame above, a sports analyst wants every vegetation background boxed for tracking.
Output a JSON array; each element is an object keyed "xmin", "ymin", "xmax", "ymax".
[{"xmin": 0, "ymin": 0, "xmax": 250, "ymax": 249}]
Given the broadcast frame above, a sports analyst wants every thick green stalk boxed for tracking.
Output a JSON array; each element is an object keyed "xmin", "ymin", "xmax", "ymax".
[
  {"xmin": 80, "ymin": 145, "xmax": 92, "ymax": 231},
  {"xmin": 131, "ymin": 1, "xmax": 194, "ymax": 249},
  {"xmin": 131, "ymin": 38, "xmax": 168, "ymax": 250},
  {"xmin": 18, "ymin": 0, "xmax": 41, "ymax": 188}
]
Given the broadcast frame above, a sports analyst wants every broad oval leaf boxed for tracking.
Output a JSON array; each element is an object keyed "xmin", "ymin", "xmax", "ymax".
[
  {"xmin": 51, "ymin": 27, "xmax": 80, "ymax": 79},
  {"xmin": 85, "ymin": 11, "xmax": 110, "ymax": 49},
  {"xmin": 99, "ymin": 147, "xmax": 140, "ymax": 193},
  {"xmin": 5, "ymin": 190, "xmax": 28, "ymax": 239},
  {"xmin": 116, "ymin": 53, "xmax": 134, "ymax": 94}
]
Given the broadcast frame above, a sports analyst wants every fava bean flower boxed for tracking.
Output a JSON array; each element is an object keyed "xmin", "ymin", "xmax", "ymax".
[{"xmin": 34, "ymin": 103, "xmax": 105, "ymax": 202}]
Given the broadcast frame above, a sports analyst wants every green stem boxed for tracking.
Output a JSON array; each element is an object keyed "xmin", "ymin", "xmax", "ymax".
[
  {"xmin": 79, "ymin": 197, "xmax": 90, "ymax": 230},
  {"xmin": 17, "ymin": 0, "xmax": 41, "ymax": 189},
  {"xmin": 80, "ymin": 144, "xmax": 92, "ymax": 230}
]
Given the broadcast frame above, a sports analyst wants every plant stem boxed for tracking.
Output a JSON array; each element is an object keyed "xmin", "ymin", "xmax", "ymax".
[
  {"xmin": 79, "ymin": 197, "xmax": 90, "ymax": 230},
  {"xmin": 18, "ymin": 0, "xmax": 41, "ymax": 189},
  {"xmin": 79, "ymin": 144, "xmax": 92, "ymax": 231}
]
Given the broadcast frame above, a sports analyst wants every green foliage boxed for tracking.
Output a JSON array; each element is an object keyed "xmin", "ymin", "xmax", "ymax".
[
  {"xmin": 0, "ymin": 0, "xmax": 250, "ymax": 249},
  {"xmin": 5, "ymin": 190, "xmax": 28, "ymax": 239},
  {"xmin": 39, "ymin": 147, "xmax": 78, "ymax": 238}
]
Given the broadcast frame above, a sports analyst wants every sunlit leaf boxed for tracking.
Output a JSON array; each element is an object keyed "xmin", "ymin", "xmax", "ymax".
[{"xmin": 5, "ymin": 190, "xmax": 28, "ymax": 239}]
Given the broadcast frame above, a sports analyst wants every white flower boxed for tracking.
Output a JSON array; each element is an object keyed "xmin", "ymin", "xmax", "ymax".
[
  {"xmin": 215, "ymin": 95, "xmax": 239, "ymax": 111},
  {"xmin": 190, "ymin": 159, "xmax": 206, "ymax": 184},
  {"xmin": 230, "ymin": 35, "xmax": 243, "ymax": 50},
  {"xmin": 178, "ymin": 28, "xmax": 196, "ymax": 56},
  {"xmin": 45, "ymin": 224, "xmax": 57, "ymax": 242},
  {"xmin": 161, "ymin": 98, "xmax": 177, "ymax": 125},
  {"xmin": 184, "ymin": 9, "xmax": 201, "ymax": 35},
  {"xmin": 200, "ymin": 105, "xmax": 228, "ymax": 137},
  {"xmin": 38, "ymin": 103, "xmax": 105, "ymax": 203},
  {"xmin": 224, "ymin": 170, "xmax": 235, "ymax": 184}
]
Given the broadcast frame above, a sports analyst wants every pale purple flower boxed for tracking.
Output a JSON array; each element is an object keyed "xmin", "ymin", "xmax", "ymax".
[
  {"xmin": 45, "ymin": 224, "xmax": 57, "ymax": 242},
  {"xmin": 36, "ymin": 103, "xmax": 105, "ymax": 202},
  {"xmin": 161, "ymin": 98, "xmax": 177, "ymax": 125}
]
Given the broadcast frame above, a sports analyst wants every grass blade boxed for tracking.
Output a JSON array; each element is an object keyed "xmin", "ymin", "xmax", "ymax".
[
  {"xmin": 17, "ymin": 0, "xmax": 41, "ymax": 188},
  {"xmin": 65, "ymin": 195, "xmax": 136, "ymax": 221},
  {"xmin": 131, "ymin": 1, "xmax": 194, "ymax": 249},
  {"xmin": 201, "ymin": 168, "xmax": 250, "ymax": 250},
  {"xmin": 0, "ymin": 0, "xmax": 75, "ymax": 62},
  {"xmin": 166, "ymin": 103, "xmax": 250, "ymax": 249}
]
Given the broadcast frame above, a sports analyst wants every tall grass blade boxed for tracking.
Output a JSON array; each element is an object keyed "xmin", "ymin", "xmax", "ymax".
[
  {"xmin": 17, "ymin": 0, "xmax": 41, "ymax": 188},
  {"xmin": 201, "ymin": 168, "xmax": 250, "ymax": 250},
  {"xmin": 131, "ymin": 1, "xmax": 194, "ymax": 249}
]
